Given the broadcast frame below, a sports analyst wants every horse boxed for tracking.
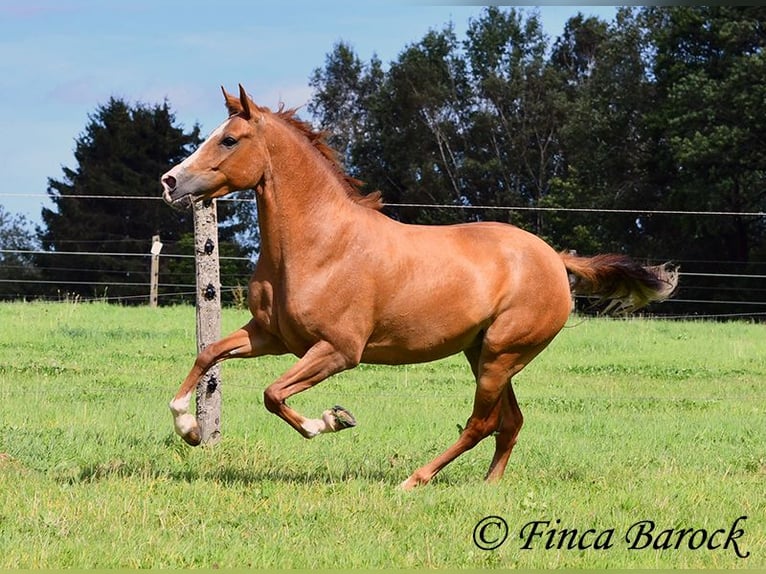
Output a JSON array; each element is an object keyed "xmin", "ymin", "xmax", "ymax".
[{"xmin": 160, "ymin": 85, "xmax": 678, "ymax": 490}]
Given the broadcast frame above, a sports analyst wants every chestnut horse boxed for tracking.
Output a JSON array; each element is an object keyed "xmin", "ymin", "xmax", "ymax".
[{"xmin": 160, "ymin": 85, "xmax": 677, "ymax": 490}]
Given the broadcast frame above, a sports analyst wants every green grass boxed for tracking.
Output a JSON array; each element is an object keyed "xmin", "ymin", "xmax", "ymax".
[{"xmin": 0, "ymin": 301, "xmax": 764, "ymax": 568}]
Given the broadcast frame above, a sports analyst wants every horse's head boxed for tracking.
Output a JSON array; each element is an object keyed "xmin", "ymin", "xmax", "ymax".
[{"xmin": 161, "ymin": 85, "xmax": 268, "ymax": 208}]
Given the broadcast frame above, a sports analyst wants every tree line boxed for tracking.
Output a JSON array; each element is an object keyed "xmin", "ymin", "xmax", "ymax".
[{"xmin": 1, "ymin": 6, "xmax": 764, "ymax": 316}]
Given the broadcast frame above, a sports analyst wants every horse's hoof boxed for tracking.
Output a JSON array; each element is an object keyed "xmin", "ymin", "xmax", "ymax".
[
  {"xmin": 182, "ymin": 430, "xmax": 201, "ymax": 447},
  {"xmin": 174, "ymin": 414, "xmax": 201, "ymax": 446},
  {"xmin": 329, "ymin": 405, "xmax": 357, "ymax": 430}
]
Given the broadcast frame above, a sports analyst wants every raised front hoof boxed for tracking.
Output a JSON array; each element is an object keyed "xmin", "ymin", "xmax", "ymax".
[
  {"xmin": 181, "ymin": 429, "xmax": 202, "ymax": 447},
  {"xmin": 326, "ymin": 404, "xmax": 357, "ymax": 430},
  {"xmin": 174, "ymin": 413, "xmax": 201, "ymax": 446}
]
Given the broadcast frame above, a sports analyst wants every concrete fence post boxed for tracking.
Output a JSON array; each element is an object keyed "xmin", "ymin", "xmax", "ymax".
[{"xmin": 192, "ymin": 199, "xmax": 222, "ymax": 445}]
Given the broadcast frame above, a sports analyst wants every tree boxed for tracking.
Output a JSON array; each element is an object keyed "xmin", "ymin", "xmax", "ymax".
[
  {"xmin": 636, "ymin": 6, "xmax": 766, "ymax": 316},
  {"xmin": 312, "ymin": 30, "xmax": 473, "ymax": 225},
  {"xmin": 643, "ymin": 6, "xmax": 766, "ymax": 264},
  {"xmin": 37, "ymin": 98, "xmax": 253, "ymax": 303},
  {"xmin": 309, "ymin": 8, "xmax": 571, "ymax": 229},
  {"xmin": 308, "ymin": 41, "xmax": 384, "ymax": 170},
  {"xmin": 462, "ymin": 7, "xmax": 565, "ymax": 233},
  {"xmin": 363, "ymin": 26, "xmax": 473, "ymax": 224},
  {"xmin": 0, "ymin": 206, "xmax": 41, "ymax": 300},
  {"xmin": 547, "ymin": 8, "xmax": 656, "ymax": 255}
]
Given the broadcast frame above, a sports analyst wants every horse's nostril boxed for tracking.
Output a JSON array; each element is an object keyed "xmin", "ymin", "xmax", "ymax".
[{"xmin": 163, "ymin": 175, "xmax": 177, "ymax": 190}]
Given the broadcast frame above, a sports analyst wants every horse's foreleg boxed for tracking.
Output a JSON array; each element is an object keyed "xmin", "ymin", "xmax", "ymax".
[
  {"xmin": 169, "ymin": 319, "xmax": 286, "ymax": 445},
  {"xmin": 262, "ymin": 340, "xmax": 358, "ymax": 439}
]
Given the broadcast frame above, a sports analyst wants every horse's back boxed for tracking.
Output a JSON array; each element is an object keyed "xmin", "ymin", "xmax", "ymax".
[{"xmin": 401, "ymin": 220, "xmax": 570, "ymax": 299}]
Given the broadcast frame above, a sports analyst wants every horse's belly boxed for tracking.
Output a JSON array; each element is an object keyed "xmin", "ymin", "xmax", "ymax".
[
  {"xmin": 360, "ymin": 339, "xmax": 477, "ymax": 365},
  {"xmin": 361, "ymin": 315, "xmax": 485, "ymax": 365}
]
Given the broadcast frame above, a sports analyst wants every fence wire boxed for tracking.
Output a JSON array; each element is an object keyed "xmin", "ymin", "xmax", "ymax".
[{"xmin": 2, "ymin": 193, "xmax": 765, "ymax": 318}]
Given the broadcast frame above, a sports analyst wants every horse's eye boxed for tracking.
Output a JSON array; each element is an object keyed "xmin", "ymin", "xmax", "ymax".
[{"xmin": 221, "ymin": 136, "xmax": 237, "ymax": 148}]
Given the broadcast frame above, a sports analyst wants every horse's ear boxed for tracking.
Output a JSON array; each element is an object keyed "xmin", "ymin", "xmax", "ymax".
[
  {"xmin": 238, "ymin": 84, "xmax": 252, "ymax": 120},
  {"xmin": 222, "ymin": 86, "xmax": 242, "ymax": 117}
]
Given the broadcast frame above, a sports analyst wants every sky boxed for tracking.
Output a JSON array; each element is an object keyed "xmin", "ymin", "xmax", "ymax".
[{"xmin": 0, "ymin": 1, "xmax": 617, "ymax": 225}]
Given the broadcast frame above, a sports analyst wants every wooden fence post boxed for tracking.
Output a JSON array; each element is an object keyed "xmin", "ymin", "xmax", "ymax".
[
  {"xmin": 149, "ymin": 235, "xmax": 162, "ymax": 308},
  {"xmin": 193, "ymin": 199, "xmax": 222, "ymax": 445}
]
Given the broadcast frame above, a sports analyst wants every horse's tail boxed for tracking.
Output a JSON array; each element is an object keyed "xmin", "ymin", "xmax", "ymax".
[{"xmin": 560, "ymin": 252, "xmax": 679, "ymax": 314}]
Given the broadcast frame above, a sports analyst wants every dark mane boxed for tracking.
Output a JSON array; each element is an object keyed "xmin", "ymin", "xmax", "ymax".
[{"xmin": 270, "ymin": 105, "xmax": 384, "ymax": 211}]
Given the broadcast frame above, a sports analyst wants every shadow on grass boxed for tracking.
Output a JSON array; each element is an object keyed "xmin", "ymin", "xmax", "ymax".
[
  {"xmin": 56, "ymin": 448, "xmax": 477, "ymax": 490},
  {"xmin": 60, "ymin": 453, "xmax": 406, "ymax": 488},
  {"xmin": 23, "ymin": 432, "xmax": 447, "ymax": 489},
  {"xmin": 196, "ymin": 464, "xmax": 401, "ymax": 487}
]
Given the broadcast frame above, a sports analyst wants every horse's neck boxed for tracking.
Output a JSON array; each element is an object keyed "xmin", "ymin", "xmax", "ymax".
[{"xmin": 255, "ymin": 127, "xmax": 360, "ymax": 269}]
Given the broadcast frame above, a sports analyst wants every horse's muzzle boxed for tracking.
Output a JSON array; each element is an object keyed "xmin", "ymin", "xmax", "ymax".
[{"xmin": 160, "ymin": 172, "xmax": 193, "ymax": 210}]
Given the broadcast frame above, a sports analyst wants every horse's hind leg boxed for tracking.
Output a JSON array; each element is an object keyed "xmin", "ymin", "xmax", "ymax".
[
  {"xmin": 400, "ymin": 339, "xmax": 549, "ymax": 490},
  {"xmin": 170, "ymin": 318, "xmax": 286, "ymax": 445},
  {"xmin": 399, "ymin": 387, "xmax": 502, "ymax": 490},
  {"xmin": 399, "ymin": 350, "xmax": 520, "ymax": 490},
  {"xmin": 484, "ymin": 381, "xmax": 523, "ymax": 483}
]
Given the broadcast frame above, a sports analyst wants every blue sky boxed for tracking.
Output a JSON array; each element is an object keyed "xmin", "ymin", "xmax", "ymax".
[{"xmin": 0, "ymin": 1, "xmax": 617, "ymax": 225}]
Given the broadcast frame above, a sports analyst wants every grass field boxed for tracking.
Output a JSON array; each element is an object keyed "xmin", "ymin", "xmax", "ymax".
[{"xmin": 0, "ymin": 301, "xmax": 764, "ymax": 568}]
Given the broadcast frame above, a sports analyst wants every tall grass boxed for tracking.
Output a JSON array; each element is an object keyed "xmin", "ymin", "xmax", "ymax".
[{"xmin": 0, "ymin": 301, "xmax": 763, "ymax": 568}]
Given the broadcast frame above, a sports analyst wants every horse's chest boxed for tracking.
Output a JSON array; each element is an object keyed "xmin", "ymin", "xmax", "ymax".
[
  {"xmin": 247, "ymin": 279, "xmax": 277, "ymax": 331},
  {"xmin": 247, "ymin": 278, "xmax": 316, "ymax": 353}
]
